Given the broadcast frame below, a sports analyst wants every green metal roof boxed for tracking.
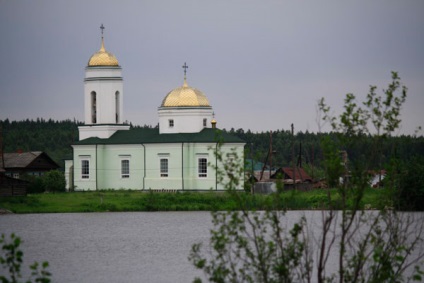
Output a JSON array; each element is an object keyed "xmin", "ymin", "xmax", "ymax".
[{"xmin": 74, "ymin": 128, "xmax": 245, "ymax": 145}]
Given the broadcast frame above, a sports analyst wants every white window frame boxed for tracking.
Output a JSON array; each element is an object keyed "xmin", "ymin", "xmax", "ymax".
[
  {"xmin": 169, "ymin": 119, "xmax": 174, "ymax": 128},
  {"xmin": 198, "ymin": 157, "xmax": 208, "ymax": 178},
  {"xmin": 203, "ymin": 118, "xmax": 207, "ymax": 127},
  {"xmin": 81, "ymin": 159, "xmax": 90, "ymax": 179},
  {"xmin": 121, "ymin": 159, "xmax": 130, "ymax": 179},
  {"xmin": 160, "ymin": 158, "xmax": 169, "ymax": 177}
]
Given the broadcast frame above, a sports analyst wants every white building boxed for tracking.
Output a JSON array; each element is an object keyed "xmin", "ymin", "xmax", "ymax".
[{"xmin": 65, "ymin": 30, "xmax": 245, "ymax": 191}]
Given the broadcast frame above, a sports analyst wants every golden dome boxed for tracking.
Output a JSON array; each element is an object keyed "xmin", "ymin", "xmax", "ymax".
[
  {"xmin": 211, "ymin": 118, "xmax": 217, "ymax": 128},
  {"xmin": 88, "ymin": 38, "xmax": 119, "ymax": 67},
  {"xmin": 161, "ymin": 79, "xmax": 211, "ymax": 107}
]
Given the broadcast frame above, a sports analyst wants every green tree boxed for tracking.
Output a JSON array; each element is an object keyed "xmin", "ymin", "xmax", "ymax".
[
  {"xmin": 190, "ymin": 72, "xmax": 424, "ymax": 282},
  {"xmin": 396, "ymin": 156, "xmax": 424, "ymax": 211}
]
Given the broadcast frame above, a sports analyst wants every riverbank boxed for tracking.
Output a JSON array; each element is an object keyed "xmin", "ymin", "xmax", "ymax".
[{"xmin": 0, "ymin": 188, "xmax": 391, "ymax": 214}]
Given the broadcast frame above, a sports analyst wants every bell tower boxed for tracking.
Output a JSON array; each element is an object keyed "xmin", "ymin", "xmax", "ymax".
[{"xmin": 79, "ymin": 25, "xmax": 129, "ymax": 140}]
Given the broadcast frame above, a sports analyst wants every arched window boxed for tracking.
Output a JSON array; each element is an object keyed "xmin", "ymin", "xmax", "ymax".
[
  {"xmin": 91, "ymin": 91, "xmax": 97, "ymax": 124},
  {"xmin": 115, "ymin": 91, "xmax": 120, "ymax": 123}
]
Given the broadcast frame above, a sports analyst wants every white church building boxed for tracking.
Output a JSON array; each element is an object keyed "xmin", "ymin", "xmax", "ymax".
[{"xmin": 64, "ymin": 29, "xmax": 245, "ymax": 191}]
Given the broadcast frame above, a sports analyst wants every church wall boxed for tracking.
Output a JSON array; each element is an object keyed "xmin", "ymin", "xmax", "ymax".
[
  {"xmin": 85, "ymin": 67, "xmax": 122, "ymax": 78},
  {"xmin": 78, "ymin": 124, "xmax": 130, "ymax": 140},
  {"xmin": 71, "ymin": 142, "xmax": 244, "ymax": 191},
  {"xmin": 181, "ymin": 143, "xmax": 217, "ymax": 190},
  {"xmin": 84, "ymin": 79, "xmax": 123, "ymax": 125},
  {"xmin": 72, "ymin": 145, "xmax": 97, "ymax": 191},
  {"xmin": 144, "ymin": 143, "xmax": 184, "ymax": 190},
  {"xmin": 158, "ymin": 108, "xmax": 213, "ymax": 134},
  {"xmin": 96, "ymin": 144, "xmax": 144, "ymax": 190}
]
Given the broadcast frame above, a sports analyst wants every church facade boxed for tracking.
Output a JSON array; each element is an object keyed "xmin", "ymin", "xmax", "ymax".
[{"xmin": 65, "ymin": 30, "xmax": 245, "ymax": 191}]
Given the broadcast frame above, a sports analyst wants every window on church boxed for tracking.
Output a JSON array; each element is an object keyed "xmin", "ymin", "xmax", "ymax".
[
  {"xmin": 115, "ymin": 91, "xmax": 120, "ymax": 123},
  {"xmin": 91, "ymin": 91, "xmax": 97, "ymax": 124},
  {"xmin": 203, "ymin": 118, "xmax": 207, "ymax": 127},
  {"xmin": 81, "ymin": 160, "xmax": 89, "ymax": 179},
  {"xmin": 121, "ymin": 159, "xmax": 130, "ymax": 178},
  {"xmin": 169, "ymin": 119, "xmax": 174, "ymax": 127},
  {"xmin": 160, "ymin": 158, "xmax": 168, "ymax": 177},
  {"xmin": 198, "ymin": 158, "xmax": 207, "ymax": 178}
]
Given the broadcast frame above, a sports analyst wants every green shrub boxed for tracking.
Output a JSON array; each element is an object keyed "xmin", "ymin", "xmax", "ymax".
[{"xmin": 43, "ymin": 170, "xmax": 66, "ymax": 192}]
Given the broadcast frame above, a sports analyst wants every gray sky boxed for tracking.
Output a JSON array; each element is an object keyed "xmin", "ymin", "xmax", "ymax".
[{"xmin": 1, "ymin": 0, "xmax": 423, "ymax": 135}]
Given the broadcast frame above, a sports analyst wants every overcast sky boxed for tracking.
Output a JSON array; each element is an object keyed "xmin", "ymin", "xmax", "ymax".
[{"xmin": 1, "ymin": 0, "xmax": 423, "ymax": 135}]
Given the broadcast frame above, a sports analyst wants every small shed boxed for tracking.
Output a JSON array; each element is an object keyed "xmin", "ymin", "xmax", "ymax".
[{"xmin": 0, "ymin": 173, "xmax": 28, "ymax": 196}]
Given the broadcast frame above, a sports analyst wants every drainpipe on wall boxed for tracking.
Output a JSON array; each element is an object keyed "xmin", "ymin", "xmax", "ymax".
[
  {"xmin": 141, "ymin": 144, "xmax": 146, "ymax": 190},
  {"xmin": 72, "ymin": 148, "xmax": 75, "ymax": 192},
  {"xmin": 181, "ymin": 142, "xmax": 184, "ymax": 190},
  {"xmin": 95, "ymin": 144, "xmax": 98, "ymax": 191},
  {"xmin": 215, "ymin": 142, "xmax": 218, "ymax": 190}
]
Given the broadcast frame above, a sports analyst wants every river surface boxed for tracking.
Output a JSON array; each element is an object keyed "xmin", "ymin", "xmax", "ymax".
[{"xmin": 0, "ymin": 211, "xmax": 422, "ymax": 282}]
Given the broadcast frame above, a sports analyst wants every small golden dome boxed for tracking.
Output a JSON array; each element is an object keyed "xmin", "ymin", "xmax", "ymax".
[
  {"xmin": 211, "ymin": 118, "xmax": 217, "ymax": 128},
  {"xmin": 161, "ymin": 79, "xmax": 211, "ymax": 107},
  {"xmin": 88, "ymin": 38, "xmax": 119, "ymax": 67}
]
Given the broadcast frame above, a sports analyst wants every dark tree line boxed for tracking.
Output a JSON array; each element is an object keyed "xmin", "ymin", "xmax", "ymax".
[
  {"xmin": 224, "ymin": 127, "xmax": 424, "ymax": 172},
  {"xmin": 1, "ymin": 119, "xmax": 423, "ymax": 172},
  {"xmin": 1, "ymin": 118, "xmax": 81, "ymax": 168}
]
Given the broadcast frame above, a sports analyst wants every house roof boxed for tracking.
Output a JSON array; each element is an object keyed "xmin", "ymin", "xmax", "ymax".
[
  {"xmin": 0, "ymin": 152, "xmax": 60, "ymax": 169},
  {"xmin": 272, "ymin": 167, "xmax": 313, "ymax": 182},
  {"xmin": 74, "ymin": 128, "xmax": 245, "ymax": 145}
]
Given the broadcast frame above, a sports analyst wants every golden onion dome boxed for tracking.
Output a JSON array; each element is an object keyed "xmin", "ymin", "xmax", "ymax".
[
  {"xmin": 88, "ymin": 38, "xmax": 119, "ymax": 67},
  {"xmin": 161, "ymin": 79, "xmax": 211, "ymax": 107},
  {"xmin": 211, "ymin": 118, "xmax": 217, "ymax": 128}
]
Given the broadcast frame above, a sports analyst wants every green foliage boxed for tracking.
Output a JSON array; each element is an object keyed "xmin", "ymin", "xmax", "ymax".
[
  {"xmin": 190, "ymin": 72, "xmax": 424, "ymax": 283},
  {"xmin": 21, "ymin": 175, "xmax": 45, "ymax": 194},
  {"xmin": 2, "ymin": 116, "xmax": 424, "ymax": 173},
  {"xmin": 0, "ymin": 189, "xmax": 395, "ymax": 214},
  {"xmin": 1, "ymin": 118, "xmax": 82, "ymax": 168},
  {"xmin": 42, "ymin": 170, "xmax": 66, "ymax": 192},
  {"xmin": 396, "ymin": 156, "xmax": 424, "ymax": 211},
  {"xmin": 0, "ymin": 233, "xmax": 51, "ymax": 283},
  {"xmin": 320, "ymin": 136, "xmax": 344, "ymax": 188},
  {"xmin": 189, "ymin": 210, "xmax": 310, "ymax": 283}
]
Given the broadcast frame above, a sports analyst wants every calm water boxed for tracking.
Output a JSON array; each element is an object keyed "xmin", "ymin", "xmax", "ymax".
[
  {"xmin": 0, "ymin": 211, "xmax": 422, "ymax": 282},
  {"xmin": 0, "ymin": 212, "xmax": 212, "ymax": 283}
]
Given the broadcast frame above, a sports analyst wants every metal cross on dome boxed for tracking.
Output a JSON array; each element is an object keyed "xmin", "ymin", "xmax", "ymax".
[
  {"xmin": 182, "ymin": 62, "xmax": 188, "ymax": 79},
  {"xmin": 100, "ymin": 24, "xmax": 105, "ymax": 37}
]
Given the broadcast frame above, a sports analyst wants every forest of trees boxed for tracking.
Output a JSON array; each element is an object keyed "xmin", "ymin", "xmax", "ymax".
[
  {"xmin": 1, "ymin": 119, "xmax": 82, "ymax": 168},
  {"xmin": 1, "ymin": 118, "xmax": 423, "ymax": 173},
  {"xmin": 226, "ymin": 127, "xmax": 424, "ymax": 170}
]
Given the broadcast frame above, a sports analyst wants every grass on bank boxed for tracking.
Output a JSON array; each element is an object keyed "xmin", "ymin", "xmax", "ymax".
[{"xmin": 0, "ymin": 187, "xmax": 391, "ymax": 214}]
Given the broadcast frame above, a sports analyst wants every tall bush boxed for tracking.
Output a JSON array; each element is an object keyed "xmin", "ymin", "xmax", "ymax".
[
  {"xmin": 189, "ymin": 72, "xmax": 424, "ymax": 282},
  {"xmin": 42, "ymin": 170, "xmax": 66, "ymax": 192}
]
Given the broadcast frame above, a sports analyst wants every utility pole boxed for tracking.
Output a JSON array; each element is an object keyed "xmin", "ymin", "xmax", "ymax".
[
  {"xmin": 250, "ymin": 143, "xmax": 254, "ymax": 194},
  {"xmin": 291, "ymin": 124, "xmax": 296, "ymax": 189},
  {"xmin": 269, "ymin": 131, "xmax": 272, "ymax": 179},
  {"xmin": 0, "ymin": 123, "xmax": 4, "ymax": 170}
]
